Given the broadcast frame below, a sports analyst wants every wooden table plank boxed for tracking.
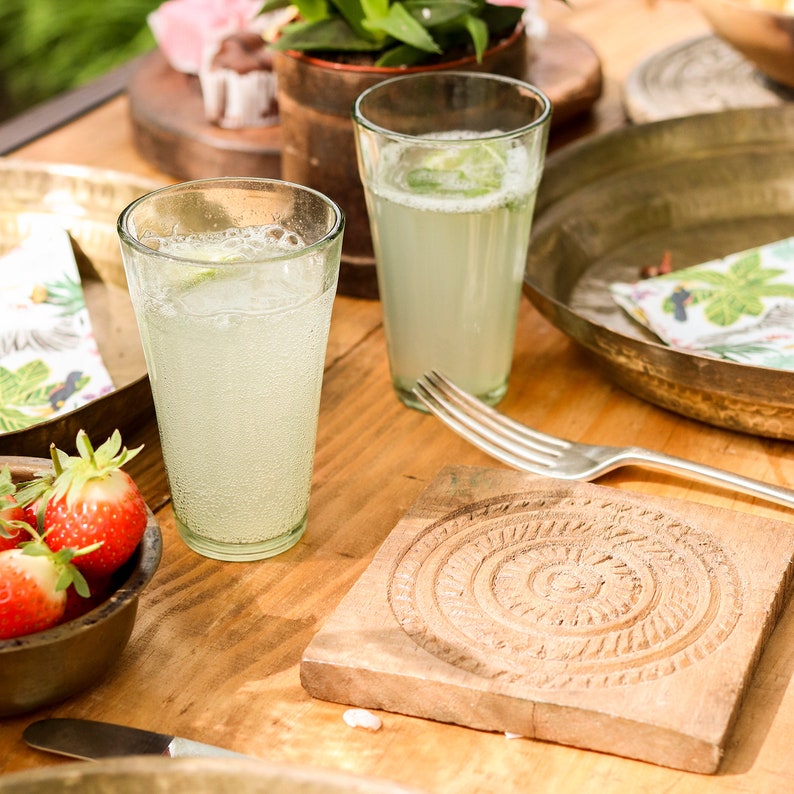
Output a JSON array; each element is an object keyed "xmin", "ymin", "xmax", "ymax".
[{"xmin": 4, "ymin": 1, "xmax": 794, "ymax": 792}]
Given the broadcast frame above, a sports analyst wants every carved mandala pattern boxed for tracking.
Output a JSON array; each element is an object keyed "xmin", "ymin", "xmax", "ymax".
[
  {"xmin": 624, "ymin": 34, "xmax": 794, "ymax": 123},
  {"xmin": 388, "ymin": 492, "xmax": 743, "ymax": 689}
]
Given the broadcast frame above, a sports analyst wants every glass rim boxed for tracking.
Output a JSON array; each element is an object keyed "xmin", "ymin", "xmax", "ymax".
[
  {"xmin": 117, "ymin": 176, "xmax": 345, "ymax": 267},
  {"xmin": 351, "ymin": 71, "xmax": 552, "ymax": 143}
]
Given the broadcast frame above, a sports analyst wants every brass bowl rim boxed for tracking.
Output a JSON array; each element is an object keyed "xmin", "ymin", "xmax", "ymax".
[
  {"xmin": 0, "ymin": 160, "xmax": 164, "ymax": 456},
  {"xmin": 0, "ymin": 756, "xmax": 424, "ymax": 793}
]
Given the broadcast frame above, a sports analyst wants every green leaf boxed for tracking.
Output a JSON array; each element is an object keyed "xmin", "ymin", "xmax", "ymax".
[
  {"xmin": 43, "ymin": 274, "xmax": 86, "ymax": 316},
  {"xmin": 21, "ymin": 542, "xmax": 51, "ymax": 557},
  {"xmin": 681, "ymin": 269, "xmax": 732, "ymax": 287},
  {"xmin": 260, "ymin": 0, "xmax": 294, "ymax": 10},
  {"xmin": 662, "ymin": 249, "xmax": 794, "ymax": 327},
  {"xmin": 462, "ymin": 13, "xmax": 488, "ymax": 60},
  {"xmin": 55, "ymin": 566, "xmax": 74, "ymax": 593},
  {"xmin": 0, "ymin": 361, "xmax": 50, "ymax": 406},
  {"xmin": 268, "ymin": 17, "xmax": 384, "ymax": 51},
  {"xmin": 759, "ymin": 284, "xmax": 794, "ymax": 299},
  {"xmin": 0, "ymin": 407, "xmax": 45, "ymax": 433},
  {"xmin": 287, "ymin": 0, "xmax": 331, "ymax": 23},
  {"xmin": 70, "ymin": 567, "xmax": 91, "ymax": 598},
  {"xmin": 364, "ymin": 2, "xmax": 441, "ymax": 52},
  {"xmin": 705, "ymin": 293, "xmax": 765, "ymax": 326},
  {"xmin": 375, "ymin": 43, "xmax": 431, "ymax": 66},
  {"xmin": 358, "ymin": 0, "xmax": 390, "ymax": 22},
  {"xmin": 333, "ymin": 0, "xmax": 373, "ymax": 39},
  {"xmin": 403, "ymin": 0, "xmax": 479, "ymax": 27},
  {"xmin": 0, "ymin": 465, "xmax": 15, "ymax": 499},
  {"xmin": 728, "ymin": 249, "xmax": 762, "ymax": 279}
]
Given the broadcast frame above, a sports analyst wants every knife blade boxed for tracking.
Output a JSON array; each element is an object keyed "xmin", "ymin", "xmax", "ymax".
[{"xmin": 23, "ymin": 718, "xmax": 252, "ymax": 761}]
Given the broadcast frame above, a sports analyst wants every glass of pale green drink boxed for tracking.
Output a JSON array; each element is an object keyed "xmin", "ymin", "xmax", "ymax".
[
  {"xmin": 352, "ymin": 72, "xmax": 551, "ymax": 409},
  {"xmin": 118, "ymin": 178, "xmax": 344, "ymax": 561}
]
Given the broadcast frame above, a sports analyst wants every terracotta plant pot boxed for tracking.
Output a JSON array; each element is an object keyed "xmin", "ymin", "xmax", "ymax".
[{"xmin": 274, "ymin": 26, "xmax": 530, "ymax": 299}]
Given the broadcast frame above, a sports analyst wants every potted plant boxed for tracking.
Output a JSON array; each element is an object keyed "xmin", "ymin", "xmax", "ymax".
[
  {"xmin": 261, "ymin": 0, "xmax": 529, "ymax": 67},
  {"xmin": 260, "ymin": 0, "xmax": 536, "ymax": 297}
]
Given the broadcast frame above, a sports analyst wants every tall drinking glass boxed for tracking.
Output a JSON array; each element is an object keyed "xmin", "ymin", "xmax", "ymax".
[
  {"xmin": 352, "ymin": 72, "xmax": 551, "ymax": 409},
  {"xmin": 118, "ymin": 178, "xmax": 344, "ymax": 561}
]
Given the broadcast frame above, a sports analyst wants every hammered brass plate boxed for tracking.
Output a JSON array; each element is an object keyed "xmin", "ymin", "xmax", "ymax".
[
  {"xmin": 523, "ymin": 104, "xmax": 794, "ymax": 439},
  {"xmin": 0, "ymin": 159, "xmax": 163, "ymax": 454},
  {"xmin": 0, "ymin": 757, "xmax": 422, "ymax": 794}
]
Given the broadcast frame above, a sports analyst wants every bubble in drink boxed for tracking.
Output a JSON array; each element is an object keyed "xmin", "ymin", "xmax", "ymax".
[
  {"xmin": 364, "ymin": 133, "xmax": 541, "ymax": 406},
  {"xmin": 133, "ymin": 225, "xmax": 336, "ymax": 555},
  {"xmin": 151, "ymin": 223, "xmax": 304, "ymax": 261}
]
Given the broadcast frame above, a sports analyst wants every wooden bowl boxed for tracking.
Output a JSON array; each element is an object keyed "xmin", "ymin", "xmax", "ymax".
[
  {"xmin": 693, "ymin": 0, "xmax": 794, "ymax": 88},
  {"xmin": 0, "ymin": 757, "xmax": 423, "ymax": 793},
  {"xmin": 0, "ymin": 458, "xmax": 162, "ymax": 717}
]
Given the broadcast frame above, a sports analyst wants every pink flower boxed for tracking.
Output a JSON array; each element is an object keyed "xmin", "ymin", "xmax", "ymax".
[{"xmin": 148, "ymin": 0, "xmax": 264, "ymax": 74}]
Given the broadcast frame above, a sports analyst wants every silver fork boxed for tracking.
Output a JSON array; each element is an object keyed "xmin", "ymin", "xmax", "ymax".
[{"xmin": 413, "ymin": 370, "xmax": 794, "ymax": 509}]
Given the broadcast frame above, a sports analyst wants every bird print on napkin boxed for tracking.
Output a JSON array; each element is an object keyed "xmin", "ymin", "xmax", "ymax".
[
  {"xmin": 610, "ymin": 237, "xmax": 794, "ymax": 370},
  {"xmin": 0, "ymin": 221, "xmax": 115, "ymax": 432}
]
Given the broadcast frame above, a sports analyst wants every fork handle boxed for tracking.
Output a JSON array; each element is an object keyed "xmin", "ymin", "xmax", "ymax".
[{"xmin": 621, "ymin": 447, "xmax": 794, "ymax": 509}]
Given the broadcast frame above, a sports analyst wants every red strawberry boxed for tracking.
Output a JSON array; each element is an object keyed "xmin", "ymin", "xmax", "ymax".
[
  {"xmin": 0, "ymin": 465, "xmax": 35, "ymax": 552},
  {"xmin": 0, "ymin": 542, "xmax": 90, "ymax": 639},
  {"xmin": 44, "ymin": 430, "xmax": 147, "ymax": 578}
]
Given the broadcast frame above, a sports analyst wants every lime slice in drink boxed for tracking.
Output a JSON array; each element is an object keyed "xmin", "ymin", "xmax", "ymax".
[{"xmin": 406, "ymin": 140, "xmax": 508, "ymax": 198}]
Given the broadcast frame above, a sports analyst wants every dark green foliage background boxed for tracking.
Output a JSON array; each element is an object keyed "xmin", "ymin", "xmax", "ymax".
[{"xmin": 0, "ymin": 0, "xmax": 161, "ymax": 121}]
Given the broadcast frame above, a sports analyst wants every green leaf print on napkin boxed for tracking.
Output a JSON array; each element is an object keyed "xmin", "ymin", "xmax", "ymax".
[
  {"xmin": 0, "ymin": 361, "xmax": 89, "ymax": 432},
  {"xmin": 662, "ymin": 248, "xmax": 794, "ymax": 326},
  {"xmin": 42, "ymin": 274, "xmax": 87, "ymax": 316}
]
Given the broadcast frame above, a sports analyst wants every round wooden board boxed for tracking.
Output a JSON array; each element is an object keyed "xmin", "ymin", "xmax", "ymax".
[
  {"xmin": 623, "ymin": 34, "xmax": 793, "ymax": 123},
  {"xmin": 129, "ymin": 25, "xmax": 603, "ymax": 181}
]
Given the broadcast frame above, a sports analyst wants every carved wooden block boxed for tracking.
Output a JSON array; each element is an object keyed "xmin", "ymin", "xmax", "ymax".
[{"xmin": 301, "ymin": 466, "xmax": 794, "ymax": 773}]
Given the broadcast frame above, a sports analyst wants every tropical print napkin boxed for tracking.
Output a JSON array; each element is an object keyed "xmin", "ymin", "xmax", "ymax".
[
  {"xmin": 610, "ymin": 237, "xmax": 794, "ymax": 370},
  {"xmin": 0, "ymin": 221, "xmax": 115, "ymax": 432}
]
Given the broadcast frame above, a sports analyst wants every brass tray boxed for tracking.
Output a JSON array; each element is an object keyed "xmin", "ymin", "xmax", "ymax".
[
  {"xmin": 0, "ymin": 757, "xmax": 423, "ymax": 793},
  {"xmin": 0, "ymin": 160, "xmax": 163, "ymax": 455},
  {"xmin": 523, "ymin": 104, "xmax": 794, "ymax": 440}
]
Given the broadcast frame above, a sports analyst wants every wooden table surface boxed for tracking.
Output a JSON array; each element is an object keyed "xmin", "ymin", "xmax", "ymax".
[{"xmin": 5, "ymin": 1, "xmax": 794, "ymax": 791}]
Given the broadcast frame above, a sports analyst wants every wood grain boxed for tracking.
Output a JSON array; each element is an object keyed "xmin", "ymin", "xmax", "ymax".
[
  {"xmin": 6, "ymin": 1, "xmax": 794, "ymax": 793},
  {"xmin": 301, "ymin": 466, "xmax": 794, "ymax": 773}
]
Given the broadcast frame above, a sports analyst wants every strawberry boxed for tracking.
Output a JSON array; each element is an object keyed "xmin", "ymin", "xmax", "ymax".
[
  {"xmin": 0, "ymin": 541, "xmax": 92, "ymax": 640},
  {"xmin": 44, "ymin": 430, "xmax": 147, "ymax": 578},
  {"xmin": 0, "ymin": 465, "xmax": 35, "ymax": 552}
]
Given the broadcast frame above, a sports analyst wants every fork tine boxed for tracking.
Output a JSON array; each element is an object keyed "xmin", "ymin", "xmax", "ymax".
[
  {"xmin": 413, "ymin": 381, "xmax": 553, "ymax": 474},
  {"xmin": 414, "ymin": 372, "xmax": 794, "ymax": 510},
  {"xmin": 414, "ymin": 372, "xmax": 568, "ymax": 469},
  {"xmin": 423, "ymin": 371, "xmax": 571, "ymax": 456}
]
